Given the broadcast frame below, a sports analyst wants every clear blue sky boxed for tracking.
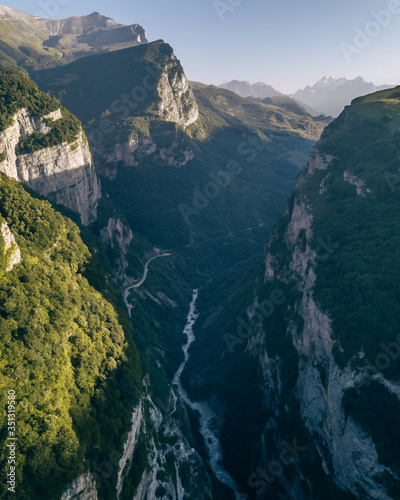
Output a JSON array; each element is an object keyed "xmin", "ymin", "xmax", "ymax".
[{"xmin": 4, "ymin": 0, "xmax": 400, "ymax": 93}]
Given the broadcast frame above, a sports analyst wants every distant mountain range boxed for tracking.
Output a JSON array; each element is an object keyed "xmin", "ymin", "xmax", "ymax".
[
  {"xmin": 219, "ymin": 80, "xmax": 282, "ymax": 99},
  {"xmin": 219, "ymin": 76, "xmax": 394, "ymax": 117},
  {"xmin": 0, "ymin": 5, "xmax": 147, "ymax": 71},
  {"xmin": 290, "ymin": 76, "xmax": 393, "ymax": 117}
]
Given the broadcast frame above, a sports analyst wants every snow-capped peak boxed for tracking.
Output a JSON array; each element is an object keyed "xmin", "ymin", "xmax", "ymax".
[{"xmin": 312, "ymin": 76, "xmax": 354, "ymax": 91}]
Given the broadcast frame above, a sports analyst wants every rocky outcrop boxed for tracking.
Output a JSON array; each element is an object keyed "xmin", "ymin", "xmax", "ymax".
[
  {"xmin": 280, "ymin": 199, "xmax": 388, "ymax": 498},
  {"xmin": 0, "ymin": 109, "xmax": 100, "ymax": 225},
  {"xmin": 131, "ymin": 391, "xmax": 212, "ymax": 500},
  {"xmin": 117, "ymin": 403, "xmax": 143, "ymax": 496},
  {"xmin": 94, "ymin": 136, "xmax": 193, "ymax": 175},
  {"xmin": 298, "ymin": 149, "xmax": 335, "ymax": 186},
  {"xmin": 60, "ymin": 474, "xmax": 98, "ymax": 500},
  {"xmin": 112, "ymin": 377, "xmax": 212, "ymax": 500},
  {"xmin": 99, "ymin": 218, "xmax": 133, "ymax": 282},
  {"xmin": 156, "ymin": 64, "xmax": 199, "ymax": 128},
  {"xmin": 343, "ymin": 171, "xmax": 371, "ymax": 196},
  {"xmin": 0, "ymin": 219, "xmax": 21, "ymax": 271},
  {"xmin": 90, "ymin": 50, "xmax": 197, "ymax": 172}
]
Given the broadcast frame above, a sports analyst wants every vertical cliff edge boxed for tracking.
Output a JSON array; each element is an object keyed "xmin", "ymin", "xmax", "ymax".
[
  {"xmin": 244, "ymin": 87, "xmax": 400, "ymax": 499},
  {"xmin": 0, "ymin": 68, "xmax": 101, "ymax": 225}
]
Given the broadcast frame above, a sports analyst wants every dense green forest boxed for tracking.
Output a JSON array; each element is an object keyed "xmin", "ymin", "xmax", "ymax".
[{"xmin": 0, "ymin": 173, "xmax": 142, "ymax": 499}]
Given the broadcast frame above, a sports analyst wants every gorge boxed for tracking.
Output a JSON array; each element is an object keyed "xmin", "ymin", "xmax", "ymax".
[{"xmin": 0, "ymin": 5, "xmax": 399, "ymax": 500}]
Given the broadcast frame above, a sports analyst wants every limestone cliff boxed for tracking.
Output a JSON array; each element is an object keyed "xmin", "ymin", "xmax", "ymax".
[
  {"xmin": 258, "ymin": 180, "xmax": 391, "ymax": 499},
  {"xmin": 246, "ymin": 92, "xmax": 400, "ymax": 499},
  {"xmin": 156, "ymin": 58, "xmax": 199, "ymax": 128},
  {"xmin": 93, "ymin": 135, "xmax": 194, "ymax": 177},
  {"xmin": 60, "ymin": 474, "xmax": 98, "ymax": 500},
  {"xmin": 121, "ymin": 380, "xmax": 212, "ymax": 500},
  {"xmin": 0, "ymin": 108, "xmax": 100, "ymax": 225},
  {"xmin": 60, "ymin": 381, "xmax": 213, "ymax": 500},
  {"xmin": 90, "ymin": 46, "xmax": 198, "ymax": 171},
  {"xmin": 99, "ymin": 217, "xmax": 133, "ymax": 281},
  {"xmin": 33, "ymin": 40, "xmax": 198, "ymax": 172},
  {"xmin": 0, "ymin": 218, "xmax": 21, "ymax": 271}
]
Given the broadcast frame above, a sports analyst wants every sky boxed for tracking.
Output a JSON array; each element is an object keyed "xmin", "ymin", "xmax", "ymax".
[{"xmin": 4, "ymin": 0, "xmax": 400, "ymax": 93}]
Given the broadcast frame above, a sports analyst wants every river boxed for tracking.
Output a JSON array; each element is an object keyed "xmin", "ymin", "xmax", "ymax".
[{"xmin": 173, "ymin": 290, "xmax": 243, "ymax": 499}]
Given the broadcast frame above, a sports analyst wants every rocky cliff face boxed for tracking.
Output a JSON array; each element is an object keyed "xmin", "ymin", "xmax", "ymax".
[
  {"xmin": 60, "ymin": 380, "xmax": 213, "ymax": 500},
  {"xmin": 156, "ymin": 62, "xmax": 199, "ymax": 128},
  {"xmin": 90, "ymin": 46, "xmax": 198, "ymax": 170},
  {"xmin": 99, "ymin": 217, "xmax": 133, "ymax": 281},
  {"xmin": 124, "ymin": 380, "xmax": 212, "ymax": 500},
  {"xmin": 0, "ymin": 108, "xmax": 100, "ymax": 225},
  {"xmin": 89, "ymin": 62, "xmax": 198, "ymax": 172},
  {"xmin": 60, "ymin": 474, "xmax": 98, "ymax": 500},
  {"xmin": 244, "ymin": 90, "xmax": 400, "ymax": 499},
  {"xmin": 33, "ymin": 40, "xmax": 199, "ymax": 172},
  {"xmin": 0, "ymin": 218, "xmax": 21, "ymax": 271},
  {"xmin": 94, "ymin": 135, "xmax": 194, "ymax": 177},
  {"xmin": 258, "ymin": 181, "xmax": 390, "ymax": 499}
]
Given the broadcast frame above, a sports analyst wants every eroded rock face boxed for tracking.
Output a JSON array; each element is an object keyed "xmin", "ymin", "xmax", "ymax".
[
  {"xmin": 156, "ymin": 66, "xmax": 199, "ymax": 128},
  {"xmin": 60, "ymin": 474, "xmax": 98, "ymax": 500},
  {"xmin": 0, "ymin": 219, "xmax": 21, "ymax": 271},
  {"xmin": 128, "ymin": 386, "xmax": 212, "ymax": 500},
  {"xmin": 99, "ymin": 217, "xmax": 133, "ymax": 281},
  {"xmin": 91, "ymin": 53, "xmax": 198, "ymax": 172},
  {"xmin": 0, "ymin": 109, "xmax": 101, "ymax": 225},
  {"xmin": 277, "ymin": 198, "xmax": 389, "ymax": 499},
  {"xmin": 297, "ymin": 149, "xmax": 335, "ymax": 187},
  {"xmin": 116, "ymin": 403, "xmax": 143, "ymax": 496},
  {"xmin": 94, "ymin": 136, "xmax": 194, "ymax": 175},
  {"xmin": 251, "ymin": 157, "xmax": 394, "ymax": 499}
]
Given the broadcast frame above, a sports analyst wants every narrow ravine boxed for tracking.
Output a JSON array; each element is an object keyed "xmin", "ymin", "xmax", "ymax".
[
  {"xmin": 123, "ymin": 252, "xmax": 171, "ymax": 317},
  {"xmin": 173, "ymin": 290, "xmax": 242, "ymax": 500}
]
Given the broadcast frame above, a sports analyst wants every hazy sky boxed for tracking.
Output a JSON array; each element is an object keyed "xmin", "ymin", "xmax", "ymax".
[{"xmin": 4, "ymin": 0, "xmax": 400, "ymax": 93}]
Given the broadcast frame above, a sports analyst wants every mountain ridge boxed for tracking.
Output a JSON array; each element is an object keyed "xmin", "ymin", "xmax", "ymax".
[
  {"xmin": 219, "ymin": 76, "xmax": 394, "ymax": 117},
  {"xmin": 0, "ymin": 5, "xmax": 148, "ymax": 71},
  {"xmin": 291, "ymin": 75, "xmax": 393, "ymax": 116},
  {"xmin": 219, "ymin": 79, "xmax": 282, "ymax": 99}
]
